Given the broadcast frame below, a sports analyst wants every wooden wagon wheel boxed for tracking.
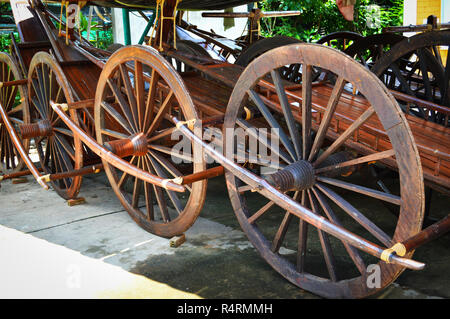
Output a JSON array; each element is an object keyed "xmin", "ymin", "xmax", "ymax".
[
  {"xmin": 95, "ymin": 45, "xmax": 207, "ymax": 237},
  {"xmin": 372, "ymin": 30, "xmax": 450, "ymax": 126},
  {"xmin": 344, "ymin": 33, "xmax": 406, "ymax": 70},
  {"xmin": 223, "ymin": 44, "xmax": 424, "ymax": 298},
  {"xmin": 0, "ymin": 53, "xmax": 29, "ymax": 174},
  {"xmin": 316, "ymin": 31, "xmax": 363, "ymax": 51},
  {"xmin": 27, "ymin": 52, "xmax": 83, "ymax": 199}
]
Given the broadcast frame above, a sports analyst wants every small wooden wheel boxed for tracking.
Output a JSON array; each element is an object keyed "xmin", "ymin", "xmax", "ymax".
[
  {"xmin": 95, "ymin": 45, "xmax": 207, "ymax": 237},
  {"xmin": 223, "ymin": 44, "xmax": 424, "ymax": 298},
  {"xmin": 0, "ymin": 53, "xmax": 29, "ymax": 174},
  {"xmin": 372, "ymin": 30, "xmax": 450, "ymax": 126},
  {"xmin": 28, "ymin": 52, "xmax": 83, "ymax": 199},
  {"xmin": 316, "ymin": 31, "xmax": 363, "ymax": 51}
]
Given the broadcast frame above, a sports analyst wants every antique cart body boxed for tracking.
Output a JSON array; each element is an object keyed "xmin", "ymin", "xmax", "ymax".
[{"xmin": 0, "ymin": 0, "xmax": 449, "ymax": 298}]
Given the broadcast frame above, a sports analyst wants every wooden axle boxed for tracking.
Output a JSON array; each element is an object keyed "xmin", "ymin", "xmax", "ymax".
[
  {"xmin": 38, "ymin": 164, "xmax": 103, "ymax": 183},
  {"xmin": 0, "ymin": 167, "xmax": 43, "ymax": 182},
  {"xmin": 384, "ymin": 214, "xmax": 450, "ymax": 257},
  {"xmin": 178, "ymin": 166, "xmax": 225, "ymax": 185},
  {"xmin": 0, "ymin": 79, "xmax": 28, "ymax": 88},
  {"xmin": 52, "ymin": 99, "xmax": 95, "ymax": 111}
]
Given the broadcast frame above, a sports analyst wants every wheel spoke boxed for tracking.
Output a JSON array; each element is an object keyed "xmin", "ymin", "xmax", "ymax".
[
  {"xmin": 317, "ymin": 176, "xmax": 401, "ymax": 205},
  {"xmin": 30, "ymin": 94, "xmax": 46, "ymax": 120},
  {"xmin": 101, "ymin": 128, "xmax": 128, "ymax": 140},
  {"xmin": 135, "ymin": 61, "xmax": 146, "ymax": 131},
  {"xmin": 118, "ymin": 155, "xmax": 136, "ymax": 189},
  {"xmin": 236, "ymin": 118, "xmax": 292, "ymax": 164},
  {"xmin": 307, "ymin": 190, "xmax": 338, "ymax": 281},
  {"xmin": 147, "ymin": 126, "xmax": 177, "ymax": 143},
  {"xmin": 308, "ymin": 76, "xmax": 346, "ymax": 161},
  {"xmin": 132, "ymin": 157, "xmax": 142, "ymax": 208},
  {"xmin": 148, "ymin": 154, "xmax": 183, "ymax": 215},
  {"xmin": 316, "ymin": 183, "xmax": 392, "ymax": 247},
  {"xmin": 146, "ymin": 90, "xmax": 174, "ymax": 136},
  {"xmin": 271, "ymin": 191, "xmax": 299, "ymax": 253},
  {"xmin": 53, "ymin": 127, "xmax": 74, "ymax": 137},
  {"xmin": 107, "ymin": 79, "xmax": 137, "ymax": 132},
  {"xmin": 248, "ymin": 200, "xmax": 275, "ymax": 224},
  {"xmin": 310, "ymin": 188, "xmax": 366, "ymax": 274},
  {"xmin": 54, "ymin": 133, "xmax": 75, "ymax": 161},
  {"xmin": 302, "ymin": 64, "xmax": 313, "ymax": 160},
  {"xmin": 7, "ymin": 103, "xmax": 23, "ymax": 115},
  {"xmin": 144, "ymin": 155, "xmax": 170, "ymax": 222},
  {"xmin": 315, "ymin": 149, "xmax": 395, "ymax": 174},
  {"xmin": 148, "ymin": 149, "xmax": 192, "ymax": 192},
  {"xmin": 148, "ymin": 144, "xmax": 193, "ymax": 163},
  {"xmin": 248, "ymin": 89, "xmax": 296, "ymax": 161},
  {"xmin": 101, "ymin": 101, "xmax": 134, "ymax": 135},
  {"xmin": 297, "ymin": 191, "xmax": 308, "ymax": 273},
  {"xmin": 271, "ymin": 69, "xmax": 302, "ymax": 160},
  {"xmin": 143, "ymin": 69, "xmax": 159, "ymax": 132},
  {"xmin": 119, "ymin": 64, "xmax": 138, "ymax": 129},
  {"xmin": 314, "ymin": 107, "xmax": 375, "ymax": 167},
  {"xmin": 141, "ymin": 158, "xmax": 154, "ymax": 220}
]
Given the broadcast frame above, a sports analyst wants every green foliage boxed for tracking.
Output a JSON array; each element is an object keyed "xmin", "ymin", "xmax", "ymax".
[
  {"xmin": 0, "ymin": 32, "xmax": 20, "ymax": 54},
  {"xmin": 259, "ymin": 0, "xmax": 404, "ymax": 42}
]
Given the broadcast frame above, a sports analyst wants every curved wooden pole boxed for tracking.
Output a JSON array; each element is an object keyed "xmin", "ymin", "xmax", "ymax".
[
  {"xmin": 0, "ymin": 102, "xmax": 49, "ymax": 190},
  {"xmin": 174, "ymin": 117, "xmax": 426, "ymax": 271},
  {"xmin": 50, "ymin": 101, "xmax": 185, "ymax": 193}
]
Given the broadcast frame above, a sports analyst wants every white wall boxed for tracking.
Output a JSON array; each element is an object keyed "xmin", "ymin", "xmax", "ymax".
[{"xmin": 112, "ymin": 5, "xmax": 249, "ymax": 45}]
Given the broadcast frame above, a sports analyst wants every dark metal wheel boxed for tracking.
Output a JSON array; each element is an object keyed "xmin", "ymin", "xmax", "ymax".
[
  {"xmin": 235, "ymin": 36, "xmax": 302, "ymax": 67},
  {"xmin": 223, "ymin": 44, "xmax": 424, "ymax": 298},
  {"xmin": 316, "ymin": 31, "xmax": 363, "ymax": 51},
  {"xmin": 27, "ymin": 52, "xmax": 83, "ymax": 199},
  {"xmin": 0, "ymin": 53, "xmax": 30, "ymax": 174},
  {"xmin": 372, "ymin": 30, "xmax": 450, "ymax": 126},
  {"xmin": 343, "ymin": 33, "xmax": 406, "ymax": 69},
  {"xmin": 95, "ymin": 45, "xmax": 207, "ymax": 237}
]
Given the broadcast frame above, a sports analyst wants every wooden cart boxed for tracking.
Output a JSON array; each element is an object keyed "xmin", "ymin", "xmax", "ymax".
[{"xmin": 0, "ymin": 0, "xmax": 449, "ymax": 298}]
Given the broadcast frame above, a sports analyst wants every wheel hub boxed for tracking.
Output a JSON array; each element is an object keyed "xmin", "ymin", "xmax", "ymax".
[
  {"xmin": 104, "ymin": 132, "xmax": 148, "ymax": 158},
  {"xmin": 265, "ymin": 160, "xmax": 315, "ymax": 192}
]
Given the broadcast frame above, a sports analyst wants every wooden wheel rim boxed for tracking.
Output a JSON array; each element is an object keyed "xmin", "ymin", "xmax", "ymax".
[
  {"xmin": 28, "ymin": 52, "xmax": 83, "ymax": 199},
  {"xmin": 0, "ymin": 52, "xmax": 30, "ymax": 173},
  {"xmin": 224, "ymin": 44, "xmax": 424, "ymax": 298},
  {"xmin": 95, "ymin": 45, "xmax": 207, "ymax": 237}
]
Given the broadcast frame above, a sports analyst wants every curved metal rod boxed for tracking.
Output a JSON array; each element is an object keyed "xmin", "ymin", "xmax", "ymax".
[
  {"xmin": 173, "ymin": 116, "xmax": 426, "ymax": 271},
  {"xmin": 0, "ymin": 102, "xmax": 49, "ymax": 190},
  {"xmin": 50, "ymin": 101, "xmax": 185, "ymax": 193}
]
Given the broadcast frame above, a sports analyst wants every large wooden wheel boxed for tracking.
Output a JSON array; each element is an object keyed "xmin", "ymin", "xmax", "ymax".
[
  {"xmin": 0, "ymin": 53, "xmax": 29, "ymax": 174},
  {"xmin": 95, "ymin": 45, "xmax": 207, "ymax": 237},
  {"xmin": 223, "ymin": 44, "xmax": 424, "ymax": 298},
  {"xmin": 28, "ymin": 52, "xmax": 83, "ymax": 199},
  {"xmin": 372, "ymin": 30, "xmax": 450, "ymax": 126}
]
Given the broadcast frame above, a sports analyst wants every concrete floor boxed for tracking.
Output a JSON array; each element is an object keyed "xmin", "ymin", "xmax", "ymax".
[{"xmin": 0, "ymin": 171, "xmax": 448, "ymax": 299}]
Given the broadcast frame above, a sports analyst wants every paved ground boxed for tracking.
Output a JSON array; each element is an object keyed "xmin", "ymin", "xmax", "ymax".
[{"xmin": 0, "ymin": 171, "xmax": 448, "ymax": 299}]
